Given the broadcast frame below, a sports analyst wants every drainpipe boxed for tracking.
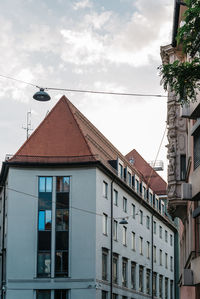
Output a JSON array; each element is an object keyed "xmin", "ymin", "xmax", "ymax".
[
  {"xmin": 1, "ymin": 185, "xmax": 6, "ymax": 299},
  {"xmin": 151, "ymin": 213, "xmax": 154, "ymax": 299},
  {"xmin": 110, "ymin": 177, "xmax": 115, "ymax": 299}
]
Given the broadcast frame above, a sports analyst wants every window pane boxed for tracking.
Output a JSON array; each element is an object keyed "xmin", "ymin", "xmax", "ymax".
[
  {"xmin": 38, "ymin": 211, "xmax": 45, "ymax": 230},
  {"xmin": 38, "ymin": 253, "xmax": 51, "ymax": 275},
  {"xmin": 63, "ymin": 177, "xmax": 70, "ymax": 192},
  {"xmin": 38, "ymin": 193, "xmax": 52, "ymax": 210},
  {"xmin": 38, "ymin": 231, "xmax": 51, "ymax": 250},
  {"xmin": 56, "ymin": 210, "xmax": 69, "ymax": 231},
  {"xmin": 56, "ymin": 193, "xmax": 69, "ymax": 209},
  {"xmin": 45, "ymin": 177, "xmax": 52, "ymax": 192},
  {"xmin": 56, "ymin": 231, "xmax": 68, "ymax": 250},
  {"xmin": 45, "ymin": 210, "xmax": 52, "ymax": 230},
  {"xmin": 39, "ymin": 177, "xmax": 46, "ymax": 192}
]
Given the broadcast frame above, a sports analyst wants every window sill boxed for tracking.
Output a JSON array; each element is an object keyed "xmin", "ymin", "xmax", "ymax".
[{"xmin": 103, "ymin": 233, "xmax": 108, "ymax": 237}]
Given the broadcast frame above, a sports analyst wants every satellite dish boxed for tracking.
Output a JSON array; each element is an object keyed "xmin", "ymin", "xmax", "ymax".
[{"xmin": 33, "ymin": 88, "xmax": 51, "ymax": 102}]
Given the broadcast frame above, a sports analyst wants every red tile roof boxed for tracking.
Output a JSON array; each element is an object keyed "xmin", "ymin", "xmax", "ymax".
[
  {"xmin": 10, "ymin": 96, "xmax": 166, "ymax": 196},
  {"xmin": 125, "ymin": 149, "xmax": 167, "ymax": 195}
]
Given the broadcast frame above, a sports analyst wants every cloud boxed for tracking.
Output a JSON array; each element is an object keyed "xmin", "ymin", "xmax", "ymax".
[{"xmin": 72, "ymin": 0, "xmax": 92, "ymax": 10}]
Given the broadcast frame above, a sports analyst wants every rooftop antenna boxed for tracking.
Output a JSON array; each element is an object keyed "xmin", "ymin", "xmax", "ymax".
[{"xmin": 22, "ymin": 111, "xmax": 33, "ymax": 140}]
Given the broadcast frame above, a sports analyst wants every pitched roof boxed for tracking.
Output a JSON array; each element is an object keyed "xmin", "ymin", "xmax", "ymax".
[
  {"xmin": 125, "ymin": 149, "xmax": 167, "ymax": 195},
  {"xmin": 10, "ymin": 96, "xmax": 138, "ymax": 176}
]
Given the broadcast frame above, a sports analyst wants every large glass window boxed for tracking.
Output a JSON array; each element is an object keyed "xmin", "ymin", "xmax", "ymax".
[
  {"xmin": 55, "ymin": 177, "xmax": 70, "ymax": 277},
  {"xmin": 38, "ymin": 177, "xmax": 52, "ymax": 277},
  {"xmin": 113, "ymin": 220, "xmax": 118, "ymax": 241},
  {"xmin": 102, "ymin": 291, "xmax": 108, "ymax": 299},
  {"xmin": 103, "ymin": 181, "xmax": 108, "ymax": 198}
]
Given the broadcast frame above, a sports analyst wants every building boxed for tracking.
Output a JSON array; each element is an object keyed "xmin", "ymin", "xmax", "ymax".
[
  {"xmin": 160, "ymin": 1, "xmax": 200, "ymax": 298},
  {"xmin": 0, "ymin": 96, "xmax": 177, "ymax": 299}
]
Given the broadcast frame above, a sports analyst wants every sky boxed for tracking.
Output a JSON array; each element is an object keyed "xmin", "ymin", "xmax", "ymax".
[{"xmin": 0, "ymin": 0, "xmax": 173, "ymax": 181}]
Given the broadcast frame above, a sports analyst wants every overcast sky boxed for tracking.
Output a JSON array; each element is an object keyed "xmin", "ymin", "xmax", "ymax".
[{"xmin": 0, "ymin": 0, "xmax": 173, "ymax": 180}]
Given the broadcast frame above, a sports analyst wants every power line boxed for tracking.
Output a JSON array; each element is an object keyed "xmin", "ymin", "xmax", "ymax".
[{"xmin": 0, "ymin": 73, "xmax": 167, "ymax": 98}]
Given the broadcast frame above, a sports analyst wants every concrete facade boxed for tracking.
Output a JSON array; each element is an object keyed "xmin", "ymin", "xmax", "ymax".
[{"xmin": 0, "ymin": 163, "xmax": 177, "ymax": 299}]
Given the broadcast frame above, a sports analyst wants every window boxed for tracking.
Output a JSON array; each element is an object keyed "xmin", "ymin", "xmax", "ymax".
[
  {"xmin": 102, "ymin": 291, "xmax": 108, "ymax": 299},
  {"xmin": 170, "ymin": 234, "xmax": 173, "ymax": 246},
  {"xmin": 103, "ymin": 214, "xmax": 108, "ymax": 235},
  {"xmin": 170, "ymin": 256, "xmax": 173, "ymax": 271},
  {"xmin": 113, "ymin": 220, "xmax": 118, "ymax": 241},
  {"xmin": 139, "ymin": 237, "xmax": 143, "ymax": 255},
  {"xmin": 139, "ymin": 265, "xmax": 144, "ymax": 292},
  {"xmin": 153, "ymin": 272, "xmax": 157, "ymax": 297},
  {"xmin": 123, "ymin": 197, "xmax": 127, "ymax": 212},
  {"xmin": 146, "ymin": 215, "xmax": 150, "ymax": 229},
  {"xmin": 140, "ymin": 210, "xmax": 143, "ymax": 225},
  {"xmin": 38, "ymin": 177, "xmax": 53, "ymax": 277},
  {"xmin": 147, "ymin": 241, "xmax": 150, "ymax": 259},
  {"xmin": 143, "ymin": 186, "xmax": 146, "ymax": 199},
  {"xmin": 102, "ymin": 249, "xmax": 108, "ymax": 280},
  {"xmin": 153, "ymin": 221, "xmax": 156, "ymax": 234},
  {"xmin": 114, "ymin": 189, "xmax": 118, "ymax": 206},
  {"xmin": 194, "ymin": 129, "xmax": 200, "ymax": 169},
  {"xmin": 113, "ymin": 254, "xmax": 118, "ymax": 284},
  {"xmin": 122, "ymin": 258, "xmax": 128, "ymax": 287},
  {"xmin": 55, "ymin": 290, "xmax": 68, "ymax": 299},
  {"xmin": 146, "ymin": 269, "xmax": 151, "ymax": 295},
  {"xmin": 159, "ymin": 275, "xmax": 163, "ymax": 298},
  {"xmin": 165, "ymin": 230, "xmax": 168, "ymax": 242},
  {"xmin": 55, "ymin": 177, "xmax": 70, "ymax": 277},
  {"xmin": 132, "ymin": 232, "xmax": 136, "ymax": 251},
  {"xmin": 153, "ymin": 246, "xmax": 156, "ymax": 263},
  {"xmin": 180, "ymin": 154, "xmax": 186, "ymax": 180},
  {"xmin": 36, "ymin": 290, "xmax": 51, "ymax": 299},
  {"xmin": 150, "ymin": 193, "xmax": 153, "ymax": 205},
  {"xmin": 165, "ymin": 278, "xmax": 168, "ymax": 299},
  {"xmin": 132, "ymin": 204, "xmax": 135, "ymax": 218},
  {"xmin": 160, "ymin": 250, "xmax": 162, "ymax": 265},
  {"xmin": 119, "ymin": 163, "xmax": 123, "ymax": 179},
  {"xmin": 165, "ymin": 253, "xmax": 168, "ymax": 269},
  {"xmin": 170, "ymin": 280, "xmax": 173, "ymax": 299},
  {"xmin": 123, "ymin": 226, "xmax": 127, "ymax": 246},
  {"xmin": 128, "ymin": 172, "xmax": 132, "ymax": 186},
  {"xmin": 103, "ymin": 181, "xmax": 108, "ymax": 198},
  {"xmin": 156, "ymin": 198, "xmax": 159, "ymax": 210},
  {"xmin": 131, "ymin": 262, "xmax": 136, "ymax": 289},
  {"xmin": 159, "ymin": 226, "xmax": 162, "ymax": 239},
  {"xmin": 136, "ymin": 179, "xmax": 139, "ymax": 193},
  {"xmin": 112, "ymin": 294, "xmax": 118, "ymax": 299}
]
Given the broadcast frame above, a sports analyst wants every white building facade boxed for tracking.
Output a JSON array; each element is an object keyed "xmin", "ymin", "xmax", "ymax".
[{"xmin": 0, "ymin": 96, "xmax": 178, "ymax": 299}]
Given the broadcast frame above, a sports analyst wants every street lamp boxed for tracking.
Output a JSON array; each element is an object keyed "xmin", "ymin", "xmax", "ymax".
[{"xmin": 33, "ymin": 88, "xmax": 51, "ymax": 101}]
